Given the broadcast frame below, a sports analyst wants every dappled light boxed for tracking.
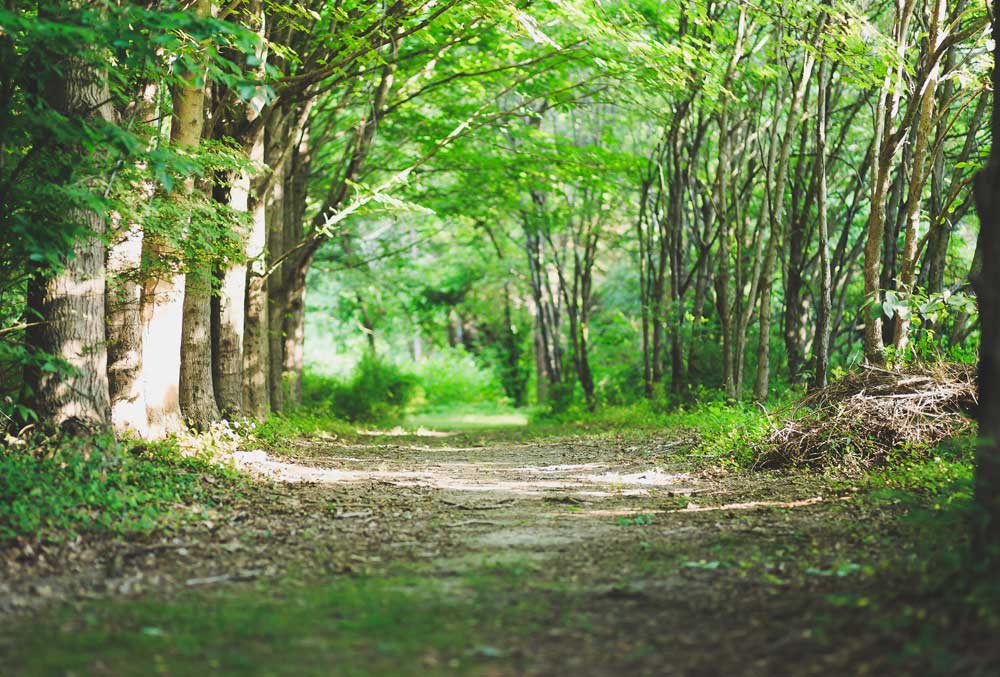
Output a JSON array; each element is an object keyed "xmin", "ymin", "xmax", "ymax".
[
  {"xmin": 359, "ymin": 427, "xmax": 458, "ymax": 438},
  {"xmin": 1, "ymin": 0, "xmax": 998, "ymax": 674}
]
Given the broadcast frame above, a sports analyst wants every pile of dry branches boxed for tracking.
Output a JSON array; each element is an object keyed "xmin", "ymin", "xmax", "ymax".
[{"xmin": 754, "ymin": 363, "xmax": 977, "ymax": 472}]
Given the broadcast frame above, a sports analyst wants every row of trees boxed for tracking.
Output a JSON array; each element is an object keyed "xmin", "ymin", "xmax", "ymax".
[
  {"xmin": 2, "ymin": 0, "xmax": 588, "ymax": 435},
  {"xmin": 330, "ymin": 0, "xmax": 989, "ymax": 411},
  {"xmin": 0, "ymin": 0, "xmax": 993, "ymax": 432}
]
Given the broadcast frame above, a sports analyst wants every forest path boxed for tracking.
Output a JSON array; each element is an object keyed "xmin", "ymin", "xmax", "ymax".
[{"xmin": 2, "ymin": 426, "xmax": 893, "ymax": 675}]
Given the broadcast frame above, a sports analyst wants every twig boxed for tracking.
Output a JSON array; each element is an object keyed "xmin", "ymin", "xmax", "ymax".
[
  {"xmin": 440, "ymin": 498, "xmax": 514, "ymax": 510},
  {"xmin": 185, "ymin": 569, "xmax": 262, "ymax": 587}
]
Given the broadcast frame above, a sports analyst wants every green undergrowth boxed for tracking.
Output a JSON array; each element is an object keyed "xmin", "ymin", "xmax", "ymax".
[
  {"xmin": 0, "ymin": 433, "xmax": 240, "ymax": 544},
  {"xmin": 405, "ymin": 402, "xmax": 530, "ymax": 431},
  {"xmin": 253, "ymin": 409, "xmax": 358, "ymax": 454},
  {"xmin": 826, "ymin": 436, "xmax": 997, "ymax": 671},
  {"xmin": 296, "ymin": 357, "xmax": 419, "ymax": 424},
  {"xmin": 528, "ymin": 397, "xmax": 779, "ymax": 467},
  {"xmin": 412, "ymin": 348, "xmax": 507, "ymax": 407},
  {"xmin": 2, "ymin": 566, "xmax": 548, "ymax": 676}
]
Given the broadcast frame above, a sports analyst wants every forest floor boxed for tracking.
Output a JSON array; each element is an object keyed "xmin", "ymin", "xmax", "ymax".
[{"xmin": 0, "ymin": 414, "xmax": 996, "ymax": 675}]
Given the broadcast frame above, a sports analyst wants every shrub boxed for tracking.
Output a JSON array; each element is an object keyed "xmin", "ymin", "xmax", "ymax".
[
  {"xmin": 299, "ymin": 355, "xmax": 418, "ymax": 424},
  {"xmin": 415, "ymin": 348, "xmax": 505, "ymax": 407}
]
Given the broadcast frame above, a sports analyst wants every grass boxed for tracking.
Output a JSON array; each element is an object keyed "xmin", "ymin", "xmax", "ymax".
[
  {"xmin": 1, "ymin": 567, "xmax": 548, "ymax": 676},
  {"xmin": 254, "ymin": 409, "xmax": 358, "ymax": 452},
  {"xmin": 405, "ymin": 402, "xmax": 529, "ymax": 431}
]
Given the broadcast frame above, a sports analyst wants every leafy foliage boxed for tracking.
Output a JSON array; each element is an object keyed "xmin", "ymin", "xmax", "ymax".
[
  {"xmin": 301, "ymin": 357, "xmax": 419, "ymax": 424},
  {"xmin": 0, "ymin": 433, "xmax": 227, "ymax": 542}
]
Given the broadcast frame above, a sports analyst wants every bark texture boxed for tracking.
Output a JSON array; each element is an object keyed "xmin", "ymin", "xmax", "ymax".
[
  {"xmin": 106, "ymin": 221, "xmax": 147, "ymax": 435},
  {"xmin": 26, "ymin": 56, "xmax": 114, "ymax": 429},
  {"xmin": 177, "ymin": 0, "xmax": 219, "ymax": 430}
]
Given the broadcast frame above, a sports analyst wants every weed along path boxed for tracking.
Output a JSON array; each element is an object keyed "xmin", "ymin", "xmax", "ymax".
[{"xmin": 0, "ymin": 423, "xmax": 975, "ymax": 675}]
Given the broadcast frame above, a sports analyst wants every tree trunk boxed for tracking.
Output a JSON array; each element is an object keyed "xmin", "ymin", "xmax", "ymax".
[
  {"xmin": 106, "ymin": 82, "xmax": 155, "ymax": 436},
  {"xmin": 636, "ymin": 173, "xmax": 654, "ymax": 397},
  {"xmin": 239, "ymin": 6, "xmax": 270, "ymax": 421},
  {"xmin": 25, "ymin": 60, "xmax": 114, "ymax": 429},
  {"xmin": 813, "ymin": 48, "xmax": 832, "ymax": 389},
  {"xmin": 755, "ymin": 43, "xmax": 815, "ymax": 400},
  {"xmin": 242, "ymin": 173, "xmax": 270, "ymax": 420},
  {"xmin": 106, "ymin": 220, "xmax": 146, "ymax": 435},
  {"xmin": 880, "ymin": 150, "xmax": 909, "ymax": 346},
  {"xmin": 893, "ymin": 0, "xmax": 945, "ymax": 352},
  {"xmin": 533, "ymin": 311, "xmax": 548, "ymax": 405},
  {"xmin": 214, "ymin": 171, "xmax": 248, "ymax": 419},
  {"xmin": 176, "ymin": 0, "xmax": 219, "ymax": 430},
  {"xmin": 140, "ymin": 254, "xmax": 186, "ymax": 438},
  {"xmin": 863, "ymin": 0, "xmax": 916, "ymax": 365},
  {"xmin": 277, "ymin": 118, "xmax": 313, "ymax": 409},
  {"xmin": 281, "ymin": 266, "xmax": 308, "ymax": 407},
  {"xmin": 716, "ymin": 9, "xmax": 746, "ymax": 399},
  {"xmin": 972, "ymin": 13, "xmax": 1000, "ymax": 576},
  {"xmin": 265, "ymin": 107, "xmax": 291, "ymax": 415},
  {"xmin": 180, "ymin": 265, "xmax": 218, "ymax": 430}
]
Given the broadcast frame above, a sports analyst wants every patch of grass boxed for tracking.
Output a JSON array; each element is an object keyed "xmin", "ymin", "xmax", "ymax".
[
  {"xmin": 1, "ymin": 571, "xmax": 551, "ymax": 676},
  {"xmin": 254, "ymin": 409, "xmax": 357, "ymax": 454},
  {"xmin": 0, "ymin": 433, "xmax": 230, "ymax": 543},
  {"xmin": 405, "ymin": 402, "xmax": 529, "ymax": 431},
  {"xmin": 813, "ymin": 437, "xmax": 999, "ymax": 672},
  {"xmin": 616, "ymin": 513, "xmax": 654, "ymax": 527},
  {"xmin": 529, "ymin": 398, "xmax": 778, "ymax": 468}
]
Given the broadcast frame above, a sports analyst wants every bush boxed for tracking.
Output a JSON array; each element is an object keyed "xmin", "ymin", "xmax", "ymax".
[
  {"xmin": 415, "ymin": 348, "xmax": 505, "ymax": 407},
  {"xmin": 300, "ymin": 355, "xmax": 418, "ymax": 424}
]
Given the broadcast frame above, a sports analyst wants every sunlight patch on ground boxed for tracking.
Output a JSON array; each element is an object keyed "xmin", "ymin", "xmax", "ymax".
[
  {"xmin": 679, "ymin": 496, "xmax": 827, "ymax": 512},
  {"xmin": 231, "ymin": 450, "xmax": 697, "ymax": 498},
  {"xmin": 511, "ymin": 463, "xmax": 605, "ymax": 473},
  {"xmin": 585, "ymin": 469, "xmax": 690, "ymax": 486},
  {"xmin": 405, "ymin": 409, "xmax": 529, "ymax": 431},
  {"xmin": 359, "ymin": 426, "xmax": 457, "ymax": 437}
]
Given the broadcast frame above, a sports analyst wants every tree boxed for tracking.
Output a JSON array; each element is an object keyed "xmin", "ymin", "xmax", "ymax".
[
  {"xmin": 972, "ymin": 4, "xmax": 999, "ymax": 575},
  {"xmin": 24, "ymin": 36, "xmax": 115, "ymax": 429},
  {"xmin": 177, "ymin": 0, "xmax": 219, "ymax": 431}
]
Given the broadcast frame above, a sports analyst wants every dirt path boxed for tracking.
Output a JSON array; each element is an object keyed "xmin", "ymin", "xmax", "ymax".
[{"xmin": 0, "ymin": 427, "xmax": 946, "ymax": 674}]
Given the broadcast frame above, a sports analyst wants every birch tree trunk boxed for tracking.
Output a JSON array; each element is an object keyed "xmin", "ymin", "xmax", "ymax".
[{"xmin": 177, "ymin": 0, "xmax": 218, "ymax": 430}]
